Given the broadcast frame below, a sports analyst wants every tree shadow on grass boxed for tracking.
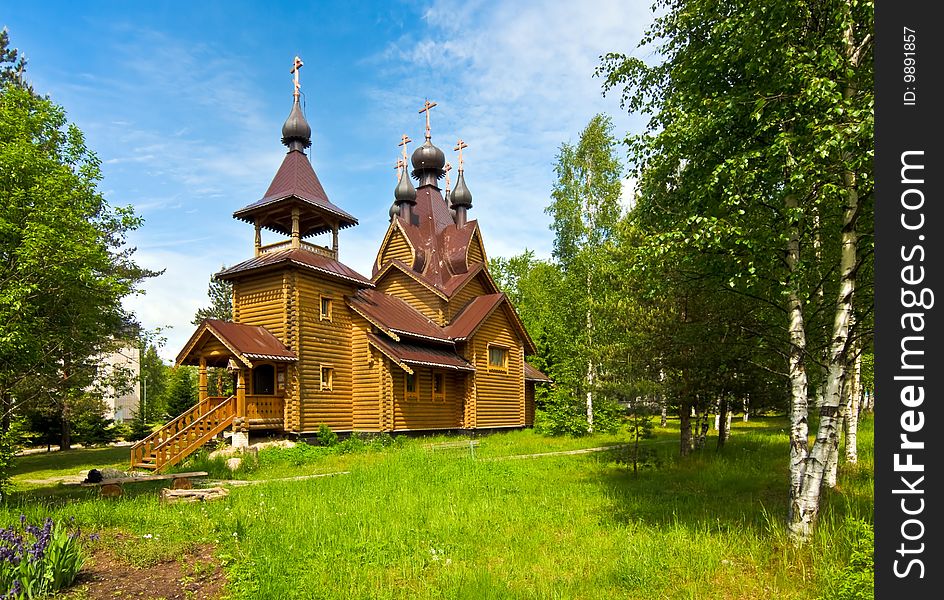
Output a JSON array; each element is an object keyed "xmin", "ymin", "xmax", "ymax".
[{"xmin": 585, "ymin": 418, "xmax": 869, "ymax": 536}]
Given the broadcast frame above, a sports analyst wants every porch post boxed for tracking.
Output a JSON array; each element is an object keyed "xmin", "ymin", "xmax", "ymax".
[
  {"xmin": 233, "ymin": 367, "xmax": 249, "ymax": 448},
  {"xmin": 332, "ymin": 223, "xmax": 339, "ymax": 257},
  {"xmin": 254, "ymin": 221, "xmax": 262, "ymax": 256},
  {"xmin": 291, "ymin": 208, "xmax": 301, "ymax": 249},
  {"xmin": 198, "ymin": 356, "xmax": 208, "ymax": 405}
]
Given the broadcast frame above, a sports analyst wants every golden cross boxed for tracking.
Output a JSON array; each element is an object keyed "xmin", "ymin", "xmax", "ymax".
[
  {"xmin": 418, "ymin": 99, "xmax": 438, "ymax": 140},
  {"xmin": 394, "ymin": 158, "xmax": 404, "ymax": 180},
  {"xmin": 454, "ymin": 139, "xmax": 469, "ymax": 171},
  {"xmin": 290, "ymin": 56, "xmax": 304, "ymax": 99},
  {"xmin": 398, "ymin": 134, "xmax": 412, "ymax": 164},
  {"xmin": 444, "ymin": 162, "xmax": 453, "ymax": 192}
]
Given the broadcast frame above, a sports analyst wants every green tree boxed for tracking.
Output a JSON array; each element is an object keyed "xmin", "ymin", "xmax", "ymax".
[
  {"xmin": 597, "ymin": 0, "xmax": 873, "ymax": 542},
  {"xmin": 545, "ymin": 114, "xmax": 625, "ymax": 433},
  {"xmin": 139, "ymin": 344, "xmax": 168, "ymax": 421},
  {"xmin": 0, "ymin": 31, "xmax": 157, "ymax": 451},
  {"xmin": 164, "ymin": 367, "xmax": 197, "ymax": 419},
  {"xmin": 192, "ymin": 269, "xmax": 232, "ymax": 324}
]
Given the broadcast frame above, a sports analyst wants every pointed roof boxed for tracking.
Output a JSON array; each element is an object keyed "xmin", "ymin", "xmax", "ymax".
[
  {"xmin": 445, "ymin": 293, "xmax": 537, "ymax": 355},
  {"xmin": 233, "ymin": 150, "xmax": 358, "ymax": 237},
  {"xmin": 347, "ymin": 289, "xmax": 451, "ymax": 343},
  {"xmin": 524, "ymin": 362, "xmax": 552, "ymax": 383},
  {"xmin": 217, "ymin": 248, "xmax": 372, "ymax": 287},
  {"xmin": 176, "ymin": 319, "xmax": 297, "ymax": 368}
]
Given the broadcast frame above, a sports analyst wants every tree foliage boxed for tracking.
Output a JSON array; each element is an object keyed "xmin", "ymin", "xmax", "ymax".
[
  {"xmin": 0, "ymin": 31, "xmax": 157, "ymax": 453},
  {"xmin": 192, "ymin": 269, "xmax": 232, "ymax": 325}
]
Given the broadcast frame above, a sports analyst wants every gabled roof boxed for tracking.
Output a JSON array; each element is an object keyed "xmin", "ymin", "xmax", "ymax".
[
  {"xmin": 524, "ymin": 362, "xmax": 552, "ymax": 383},
  {"xmin": 177, "ymin": 319, "xmax": 297, "ymax": 368},
  {"xmin": 216, "ymin": 248, "xmax": 372, "ymax": 287},
  {"xmin": 347, "ymin": 289, "xmax": 451, "ymax": 343},
  {"xmin": 445, "ymin": 293, "xmax": 537, "ymax": 355},
  {"xmin": 367, "ymin": 333, "xmax": 474, "ymax": 374},
  {"xmin": 233, "ymin": 150, "xmax": 358, "ymax": 236}
]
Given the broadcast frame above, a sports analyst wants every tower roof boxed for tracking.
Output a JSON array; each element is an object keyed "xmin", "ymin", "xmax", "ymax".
[{"xmin": 233, "ymin": 150, "xmax": 357, "ymax": 236}]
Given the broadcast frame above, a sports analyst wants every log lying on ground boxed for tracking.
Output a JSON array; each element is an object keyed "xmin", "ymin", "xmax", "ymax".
[{"xmin": 160, "ymin": 487, "xmax": 229, "ymax": 504}]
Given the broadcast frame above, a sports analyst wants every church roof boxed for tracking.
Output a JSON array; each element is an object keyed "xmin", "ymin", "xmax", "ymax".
[
  {"xmin": 233, "ymin": 150, "xmax": 358, "ymax": 237},
  {"xmin": 347, "ymin": 289, "xmax": 450, "ymax": 343},
  {"xmin": 177, "ymin": 319, "xmax": 297, "ymax": 368},
  {"xmin": 217, "ymin": 248, "xmax": 372, "ymax": 287},
  {"xmin": 367, "ymin": 333, "xmax": 474, "ymax": 373}
]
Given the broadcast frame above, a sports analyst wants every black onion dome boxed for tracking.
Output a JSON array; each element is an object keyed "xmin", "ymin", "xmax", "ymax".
[
  {"xmin": 450, "ymin": 170, "xmax": 472, "ymax": 208},
  {"xmin": 410, "ymin": 139, "xmax": 446, "ymax": 185},
  {"xmin": 394, "ymin": 169, "xmax": 417, "ymax": 204},
  {"xmin": 281, "ymin": 99, "xmax": 312, "ymax": 150}
]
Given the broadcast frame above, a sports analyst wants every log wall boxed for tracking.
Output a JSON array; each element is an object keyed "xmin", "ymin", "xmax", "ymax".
[
  {"xmin": 467, "ymin": 230, "xmax": 486, "ymax": 267},
  {"xmin": 234, "ymin": 273, "xmax": 287, "ymax": 342},
  {"xmin": 351, "ymin": 314, "xmax": 381, "ymax": 430},
  {"xmin": 375, "ymin": 270, "xmax": 445, "ymax": 324},
  {"xmin": 525, "ymin": 382, "xmax": 536, "ymax": 427},
  {"xmin": 390, "ymin": 367, "xmax": 464, "ymax": 430},
  {"xmin": 296, "ymin": 272, "xmax": 357, "ymax": 432},
  {"xmin": 468, "ymin": 307, "xmax": 525, "ymax": 428},
  {"xmin": 446, "ymin": 274, "xmax": 489, "ymax": 323},
  {"xmin": 378, "ymin": 227, "xmax": 414, "ymax": 270}
]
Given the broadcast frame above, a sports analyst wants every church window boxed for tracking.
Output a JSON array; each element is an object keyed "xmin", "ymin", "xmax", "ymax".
[
  {"xmin": 488, "ymin": 345, "xmax": 508, "ymax": 371},
  {"xmin": 433, "ymin": 373, "xmax": 446, "ymax": 402},
  {"xmin": 320, "ymin": 365, "xmax": 334, "ymax": 391},
  {"xmin": 405, "ymin": 372, "xmax": 418, "ymax": 401},
  {"xmin": 320, "ymin": 296, "xmax": 333, "ymax": 322}
]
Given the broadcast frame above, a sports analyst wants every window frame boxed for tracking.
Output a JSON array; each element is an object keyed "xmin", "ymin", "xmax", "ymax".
[
  {"xmin": 433, "ymin": 372, "xmax": 446, "ymax": 402},
  {"xmin": 404, "ymin": 371, "xmax": 419, "ymax": 402},
  {"xmin": 320, "ymin": 295, "xmax": 333, "ymax": 322},
  {"xmin": 320, "ymin": 364, "xmax": 334, "ymax": 391},
  {"xmin": 487, "ymin": 344, "xmax": 509, "ymax": 372}
]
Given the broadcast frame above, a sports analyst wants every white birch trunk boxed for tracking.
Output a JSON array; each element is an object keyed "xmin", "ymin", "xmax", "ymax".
[
  {"xmin": 844, "ymin": 352, "xmax": 862, "ymax": 464},
  {"xmin": 742, "ymin": 396, "xmax": 749, "ymax": 422},
  {"xmin": 787, "ymin": 8, "xmax": 862, "ymax": 543}
]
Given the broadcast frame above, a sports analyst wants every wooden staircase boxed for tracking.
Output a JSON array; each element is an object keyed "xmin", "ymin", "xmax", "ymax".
[{"xmin": 130, "ymin": 395, "xmax": 236, "ymax": 472}]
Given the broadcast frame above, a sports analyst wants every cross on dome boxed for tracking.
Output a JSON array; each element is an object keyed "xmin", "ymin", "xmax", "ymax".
[
  {"xmin": 418, "ymin": 99, "xmax": 438, "ymax": 140},
  {"xmin": 454, "ymin": 139, "xmax": 469, "ymax": 171},
  {"xmin": 290, "ymin": 56, "xmax": 304, "ymax": 99}
]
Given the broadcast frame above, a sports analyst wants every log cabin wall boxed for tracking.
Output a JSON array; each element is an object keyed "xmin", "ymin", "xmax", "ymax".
[
  {"xmin": 351, "ymin": 314, "xmax": 381, "ymax": 431},
  {"xmin": 375, "ymin": 270, "xmax": 445, "ymax": 324},
  {"xmin": 380, "ymin": 357, "xmax": 394, "ymax": 431},
  {"xmin": 446, "ymin": 275, "xmax": 489, "ymax": 323},
  {"xmin": 390, "ymin": 367, "xmax": 464, "ymax": 430},
  {"xmin": 378, "ymin": 226, "xmax": 414, "ymax": 269},
  {"xmin": 468, "ymin": 308, "xmax": 525, "ymax": 428},
  {"xmin": 525, "ymin": 382, "xmax": 536, "ymax": 427},
  {"xmin": 296, "ymin": 271, "xmax": 357, "ymax": 432},
  {"xmin": 466, "ymin": 230, "xmax": 486, "ymax": 267},
  {"xmin": 233, "ymin": 273, "xmax": 288, "ymax": 342}
]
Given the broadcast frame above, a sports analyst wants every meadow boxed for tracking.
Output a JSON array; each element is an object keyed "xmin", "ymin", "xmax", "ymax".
[{"xmin": 3, "ymin": 416, "xmax": 873, "ymax": 599}]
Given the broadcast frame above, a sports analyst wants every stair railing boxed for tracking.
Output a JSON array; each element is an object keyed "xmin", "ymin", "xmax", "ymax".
[{"xmin": 130, "ymin": 395, "xmax": 232, "ymax": 469}]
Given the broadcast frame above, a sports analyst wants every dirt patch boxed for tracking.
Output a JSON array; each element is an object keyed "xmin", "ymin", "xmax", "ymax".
[{"xmin": 63, "ymin": 543, "xmax": 226, "ymax": 600}]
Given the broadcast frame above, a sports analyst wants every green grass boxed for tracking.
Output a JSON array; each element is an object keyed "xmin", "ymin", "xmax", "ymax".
[{"xmin": 3, "ymin": 416, "xmax": 874, "ymax": 599}]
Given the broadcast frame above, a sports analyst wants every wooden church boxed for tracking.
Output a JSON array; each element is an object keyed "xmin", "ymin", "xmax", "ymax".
[{"xmin": 131, "ymin": 59, "xmax": 549, "ymax": 471}]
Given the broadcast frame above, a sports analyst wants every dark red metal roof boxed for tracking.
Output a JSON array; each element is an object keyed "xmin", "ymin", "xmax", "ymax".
[
  {"xmin": 443, "ymin": 293, "xmax": 505, "ymax": 340},
  {"xmin": 367, "ymin": 333, "xmax": 474, "ymax": 372},
  {"xmin": 217, "ymin": 248, "xmax": 372, "ymax": 287},
  {"xmin": 347, "ymin": 289, "xmax": 450, "ymax": 343},
  {"xmin": 177, "ymin": 319, "xmax": 296, "ymax": 367},
  {"xmin": 524, "ymin": 362, "xmax": 552, "ymax": 383},
  {"xmin": 233, "ymin": 150, "xmax": 358, "ymax": 236}
]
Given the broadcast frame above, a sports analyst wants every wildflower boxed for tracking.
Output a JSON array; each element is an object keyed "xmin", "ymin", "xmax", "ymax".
[{"xmin": 142, "ymin": 534, "xmax": 153, "ymax": 539}]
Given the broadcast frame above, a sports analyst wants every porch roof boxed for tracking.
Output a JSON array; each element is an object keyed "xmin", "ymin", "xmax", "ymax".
[{"xmin": 176, "ymin": 319, "xmax": 297, "ymax": 368}]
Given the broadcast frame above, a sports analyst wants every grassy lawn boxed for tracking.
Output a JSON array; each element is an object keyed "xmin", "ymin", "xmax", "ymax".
[{"xmin": 3, "ymin": 416, "xmax": 873, "ymax": 599}]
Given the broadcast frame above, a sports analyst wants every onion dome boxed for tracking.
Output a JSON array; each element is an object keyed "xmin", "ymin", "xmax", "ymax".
[
  {"xmin": 450, "ymin": 170, "xmax": 472, "ymax": 208},
  {"xmin": 389, "ymin": 202, "xmax": 400, "ymax": 221},
  {"xmin": 281, "ymin": 98, "xmax": 312, "ymax": 151},
  {"xmin": 411, "ymin": 139, "xmax": 446, "ymax": 187},
  {"xmin": 394, "ymin": 168, "xmax": 417, "ymax": 205}
]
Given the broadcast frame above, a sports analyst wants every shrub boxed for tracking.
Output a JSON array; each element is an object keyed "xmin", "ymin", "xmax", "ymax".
[
  {"xmin": 316, "ymin": 424, "xmax": 338, "ymax": 447},
  {"xmin": 535, "ymin": 387, "xmax": 623, "ymax": 436},
  {"xmin": 0, "ymin": 516, "xmax": 91, "ymax": 599},
  {"xmin": 818, "ymin": 520, "xmax": 874, "ymax": 600},
  {"xmin": 0, "ymin": 422, "xmax": 24, "ymax": 503}
]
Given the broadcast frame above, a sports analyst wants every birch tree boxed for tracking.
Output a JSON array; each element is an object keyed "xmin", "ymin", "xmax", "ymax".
[{"xmin": 597, "ymin": 0, "xmax": 873, "ymax": 542}]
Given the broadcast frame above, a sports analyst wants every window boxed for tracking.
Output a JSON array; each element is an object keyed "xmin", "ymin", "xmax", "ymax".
[
  {"xmin": 433, "ymin": 373, "xmax": 446, "ymax": 402},
  {"xmin": 488, "ymin": 345, "xmax": 509, "ymax": 371},
  {"xmin": 320, "ymin": 296, "xmax": 333, "ymax": 322},
  {"xmin": 253, "ymin": 364, "xmax": 275, "ymax": 395},
  {"xmin": 320, "ymin": 365, "xmax": 334, "ymax": 391},
  {"xmin": 405, "ymin": 372, "xmax": 418, "ymax": 401}
]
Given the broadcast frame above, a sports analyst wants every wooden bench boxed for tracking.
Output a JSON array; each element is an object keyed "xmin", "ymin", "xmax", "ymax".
[{"xmin": 79, "ymin": 471, "xmax": 209, "ymax": 497}]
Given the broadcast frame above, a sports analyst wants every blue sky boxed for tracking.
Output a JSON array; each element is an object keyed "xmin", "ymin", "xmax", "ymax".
[{"xmin": 4, "ymin": 1, "xmax": 654, "ymax": 360}]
